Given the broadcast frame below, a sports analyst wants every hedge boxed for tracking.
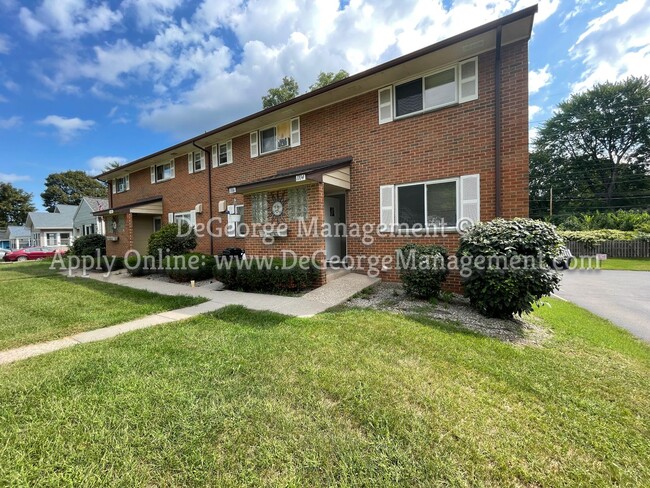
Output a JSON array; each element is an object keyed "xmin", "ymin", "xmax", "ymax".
[{"xmin": 213, "ymin": 258, "xmax": 319, "ymax": 293}]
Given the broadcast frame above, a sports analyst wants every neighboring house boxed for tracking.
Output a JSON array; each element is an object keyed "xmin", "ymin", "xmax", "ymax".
[
  {"xmin": 96, "ymin": 7, "xmax": 536, "ymax": 286},
  {"xmin": 0, "ymin": 226, "xmax": 31, "ymax": 249},
  {"xmin": 73, "ymin": 197, "xmax": 108, "ymax": 238},
  {"xmin": 25, "ymin": 205, "xmax": 77, "ymax": 248}
]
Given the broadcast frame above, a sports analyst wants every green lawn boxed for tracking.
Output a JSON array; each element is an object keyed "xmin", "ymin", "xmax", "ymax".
[
  {"xmin": 0, "ymin": 261, "xmax": 206, "ymax": 350},
  {"xmin": 1, "ymin": 300, "xmax": 648, "ymax": 486},
  {"xmin": 574, "ymin": 257, "xmax": 650, "ymax": 271}
]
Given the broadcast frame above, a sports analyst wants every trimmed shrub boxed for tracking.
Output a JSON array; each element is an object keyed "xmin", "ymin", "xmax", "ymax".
[
  {"xmin": 165, "ymin": 253, "xmax": 216, "ymax": 282},
  {"xmin": 213, "ymin": 258, "xmax": 319, "ymax": 293},
  {"xmin": 558, "ymin": 229, "xmax": 647, "ymax": 245},
  {"xmin": 397, "ymin": 243, "xmax": 449, "ymax": 299},
  {"xmin": 147, "ymin": 223, "xmax": 197, "ymax": 257},
  {"xmin": 70, "ymin": 234, "xmax": 106, "ymax": 257},
  {"xmin": 457, "ymin": 218, "xmax": 563, "ymax": 319},
  {"xmin": 125, "ymin": 255, "xmax": 159, "ymax": 276},
  {"xmin": 100, "ymin": 256, "xmax": 124, "ymax": 272}
]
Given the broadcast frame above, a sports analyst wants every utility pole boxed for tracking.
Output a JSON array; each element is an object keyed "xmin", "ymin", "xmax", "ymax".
[{"xmin": 549, "ymin": 187, "xmax": 553, "ymax": 218}]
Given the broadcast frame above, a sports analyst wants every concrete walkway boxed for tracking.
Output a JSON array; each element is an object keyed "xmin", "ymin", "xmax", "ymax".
[{"xmin": 0, "ymin": 270, "xmax": 379, "ymax": 366}]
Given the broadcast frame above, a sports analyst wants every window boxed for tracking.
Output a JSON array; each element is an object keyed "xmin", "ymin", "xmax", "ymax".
[
  {"xmin": 153, "ymin": 217, "xmax": 162, "ymax": 232},
  {"xmin": 47, "ymin": 233, "xmax": 57, "ymax": 246},
  {"xmin": 288, "ymin": 187, "xmax": 308, "ymax": 221},
  {"xmin": 212, "ymin": 141, "xmax": 232, "ymax": 167},
  {"xmin": 173, "ymin": 211, "xmax": 196, "ymax": 228},
  {"xmin": 151, "ymin": 161, "xmax": 175, "ymax": 183},
  {"xmin": 250, "ymin": 117, "xmax": 300, "ymax": 157},
  {"xmin": 83, "ymin": 224, "xmax": 95, "ymax": 236},
  {"xmin": 379, "ymin": 57, "xmax": 478, "ymax": 123},
  {"xmin": 188, "ymin": 151, "xmax": 205, "ymax": 174},
  {"xmin": 114, "ymin": 175, "xmax": 129, "ymax": 193},
  {"xmin": 227, "ymin": 204, "xmax": 244, "ymax": 237},
  {"xmin": 59, "ymin": 233, "xmax": 71, "ymax": 246},
  {"xmin": 251, "ymin": 192, "xmax": 268, "ymax": 223}
]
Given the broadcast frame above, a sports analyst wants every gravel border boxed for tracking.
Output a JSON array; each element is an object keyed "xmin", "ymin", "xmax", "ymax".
[{"xmin": 344, "ymin": 283, "xmax": 551, "ymax": 345}]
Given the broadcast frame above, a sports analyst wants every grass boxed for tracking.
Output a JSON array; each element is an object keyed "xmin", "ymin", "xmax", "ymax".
[
  {"xmin": 1, "ymin": 300, "xmax": 649, "ymax": 486},
  {"xmin": 574, "ymin": 257, "xmax": 650, "ymax": 271},
  {"xmin": 0, "ymin": 261, "xmax": 206, "ymax": 350}
]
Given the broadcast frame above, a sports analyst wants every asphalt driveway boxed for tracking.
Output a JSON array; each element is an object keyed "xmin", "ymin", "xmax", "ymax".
[{"xmin": 556, "ymin": 269, "xmax": 650, "ymax": 342}]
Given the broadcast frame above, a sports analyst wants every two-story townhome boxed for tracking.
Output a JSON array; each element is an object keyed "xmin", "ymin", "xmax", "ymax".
[{"xmin": 96, "ymin": 7, "xmax": 535, "ymax": 287}]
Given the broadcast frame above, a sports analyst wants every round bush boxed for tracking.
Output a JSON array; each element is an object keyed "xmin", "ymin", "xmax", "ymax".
[
  {"xmin": 70, "ymin": 234, "xmax": 106, "ymax": 257},
  {"xmin": 457, "ymin": 218, "xmax": 563, "ymax": 318},
  {"xmin": 147, "ymin": 223, "xmax": 197, "ymax": 257},
  {"xmin": 165, "ymin": 253, "xmax": 216, "ymax": 282},
  {"xmin": 397, "ymin": 243, "xmax": 449, "ymax": 299}
]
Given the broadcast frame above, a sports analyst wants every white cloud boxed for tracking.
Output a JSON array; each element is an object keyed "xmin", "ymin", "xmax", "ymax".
[
  {"xmin": 0, "ymin": 34, "xmax": 10, "ymax": 54},
  {"xmin": 20, "ymin": 0, "xmax": 122, "ymax": 39},
  {"xmin": 529, "ymin": 65, "xmax": 553, "ymax": 94},
  {"xmin": 529, "ymin": 105, "xmax": 542, "ymax": 120},
  {"xmin": 122, "ymin": 0, "xmax": 183, "ymax": 28},
  {"xmin": 87, "ymin": 155, "xmax": 128, "ymax": 175},
  {"xmin": 515, "ymin": 0, "xmax": 561, "ymax": 24},
  {"xmin": 0, "ymin": 173, "xmax": 31, "ymax": 183},
  {"xmin": 570, "ymin": 0, "xmax": 650, "ymax": 92},
  {"xmin": 0, "ymin": 116, "xmax": 21, "ymax": 129},
  {"xmin": 38, "ymin": 115, "xmax": 95, "ymax": 141}
]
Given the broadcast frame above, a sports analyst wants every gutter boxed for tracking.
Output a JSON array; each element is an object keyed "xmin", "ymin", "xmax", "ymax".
[
  {"xmin": 494, "ymin": 25, "xmax": 503, "ymax": 218},
  {"xmin": 192, "ymin": 141, "xmax": 214, "ymax": 255}
]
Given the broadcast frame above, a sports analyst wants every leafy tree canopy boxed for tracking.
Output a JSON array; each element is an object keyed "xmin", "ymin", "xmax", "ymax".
[
  {"xmin": 530, "ymin": 76, "xmax": 650, "ymax": 219},
  {"xmin": 262, "ymin": 76, "xmax": 300, "ymax": 109},
  {"xmin": 0, "ymin": 182, "xmax": 36, "ymax": 227},
  {"xmin": 41, "ymin": 170, "xmax": 107, "ymax": 212},
  {"xmin": 309, "ymin": 70, "xmax": 349, "ymax": 91}
]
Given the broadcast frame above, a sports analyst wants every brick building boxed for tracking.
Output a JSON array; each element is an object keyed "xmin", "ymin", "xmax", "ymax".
[{"xmin": 97, "ymin": 7, "xmax": 535, "ymax": 286}]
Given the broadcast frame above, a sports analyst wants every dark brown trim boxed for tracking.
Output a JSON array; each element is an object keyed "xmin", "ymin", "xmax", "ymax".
[
  {"xmin": 93, "ymin": 196, "xmax": 163, "ymax": 216},
  {"xmin": 97, "ymin": 6, "xmax": 538, "ymax": 181}
]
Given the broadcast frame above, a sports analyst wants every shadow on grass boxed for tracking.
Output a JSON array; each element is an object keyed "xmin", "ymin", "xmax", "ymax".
[
  {"xmin": 206, "ymin": 305, "xmax": 291, "ymax": 328},
  {"xmin": 0, "ymin": 260, "xmax": 61, "ymax": 281}
]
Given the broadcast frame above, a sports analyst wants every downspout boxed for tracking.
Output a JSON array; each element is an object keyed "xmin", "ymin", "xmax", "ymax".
[
  {"xmin": 494, "ymin": 25, "xmax": 503, "ymax": 218},
  {"xmin": 192, "ymin": 141, "xmax": 214, "ymax": 255}
]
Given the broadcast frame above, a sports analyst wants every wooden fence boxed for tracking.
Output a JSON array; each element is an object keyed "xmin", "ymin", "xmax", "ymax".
[{"xmin": 565, "ymin": 240, "xmax": 650, "ymax": 258}]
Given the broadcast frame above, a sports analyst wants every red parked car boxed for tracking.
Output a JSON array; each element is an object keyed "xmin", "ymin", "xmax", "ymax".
[{"xmin": 3, "ymin": 247, "xmax": 66, "ymax": 262}]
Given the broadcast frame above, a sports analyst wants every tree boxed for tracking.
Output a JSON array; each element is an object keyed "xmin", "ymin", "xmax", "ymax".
[
  {"xmin": 41, "ymin": 170, "xmax": 107, "ymax": 212},
  {"xmin": 530, "ymin": 76, "xmax": 650, "ymax": 219},
  {"xmin": 309, "ymin": 70, "xmax": 349, "ymax": 91},
  {"xmin": 103, "ymin": 160, "xmax": 122, "ymax": 172},
  {"xmin": 262, "ymin": 76, "xmax": 300, "ymax": 109},
  {"xmin": 0, "ymin": 182, "xmax": 35, "ymax": 227}
]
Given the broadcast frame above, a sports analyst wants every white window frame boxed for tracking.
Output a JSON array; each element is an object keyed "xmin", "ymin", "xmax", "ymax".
[
  {"xmin": 152, "ymin": 161, "xmax": 175, "ymax": 183},
  {"xmin": 115, "ymin": 175, "xmax": 129, "ymax": 193},
  {"xmin": 188, "ymin": 150, "xmax": 205, "ymax": 174},
  {"xmin": 212, "ymin": 140, "xmax": 233, "ymax": 167},
  {"xmin": 252, "ymin": 117, "xmax": 300, "ymax": 157},
  {"xmin": 395, "ymin": 177, "xmax": 460, "ymax": 231},
  {"xmin": 173, "ymin": 211, "xmax": 196, "ymax": 228},
  {"xmin": 393, "ymin": 64, "xmax": 459, "ymax": 120}
]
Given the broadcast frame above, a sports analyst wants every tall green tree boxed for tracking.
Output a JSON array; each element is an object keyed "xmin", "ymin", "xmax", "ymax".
[
  {"xmin": 530, "ymin": 76, "xmax": 650, "ymax": 219},
  {"xmin": 309, "ymin": 70, "xmax": 349, "ymax": 91},
  {"xmin": 0, "ymin": 182, "xmax": 36, "ymax": 227},
  {"xmin": 262, "ymin": 76, "xmax": 300, "ymax": 109},
  {"xmin": 41, "ymin": 170, "xmax": 107, "ymax": 212}
]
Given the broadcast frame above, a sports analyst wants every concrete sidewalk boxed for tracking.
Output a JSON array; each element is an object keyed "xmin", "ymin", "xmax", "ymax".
[{"xmin": 0, "ymin": 270, "xmax": 379, "ymax": 366}]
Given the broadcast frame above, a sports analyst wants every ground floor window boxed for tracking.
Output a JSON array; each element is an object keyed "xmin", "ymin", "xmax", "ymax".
[
  {"xmin": 396, "ymin": 178, "xmax": 458, "ymax": 229},
  {"xmin": 59, "ymin": 233, "xmax": 71, "ymax": 246},
  {"xmin": 46, "ymin": 233, "xmax": 57, "ymax": 246},
  {"xmin": 173, "ymin": 211, "xmax": 196, "ymax": 228},
  {"xmin": 153, "ymin": 216, "xmax": 162, "ymax": 232},
  {"xmin": 83, "ymin": 224, "xmax": 95, "ymax": 235}
]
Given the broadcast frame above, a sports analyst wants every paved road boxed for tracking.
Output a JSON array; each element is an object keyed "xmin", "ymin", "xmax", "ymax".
[{"xmin": 556, "ymin": 269, "xmax": 650, "ymax": 342}]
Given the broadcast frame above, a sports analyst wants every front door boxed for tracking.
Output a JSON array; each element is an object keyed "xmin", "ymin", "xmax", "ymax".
[{"xmin": 324, "ymin": 195, "xmax": 345, "ymax": 262}]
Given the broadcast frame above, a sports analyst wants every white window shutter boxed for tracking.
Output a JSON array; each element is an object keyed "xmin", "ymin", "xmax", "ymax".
[
  {"xmin": 212, "ymin": 145, "xmax": 218, "ymax": 167},
  {"xmin": 290, "ymin": 117, "xmax": 301, "ymax": 147},
  {"xmin": 459, "ymin": 57, "xmax": 478, "ymax": 103},
  {"xmin": 187, "ymin": 153, "xmax": 194, "ymax": 174},
  {"xmin": 112, "ymin": 179, "xmax": 116, "ymax": 194},
  {"xmin": 226, "ymin": 140, "xmax": 233, "ymax": 164},
  {"xmin": 170, "ymin": 160, "xmax": 175, "ymax": 178},
  {"xmin": 150, "ymin": 166, "xmax": 156, "ymax": 184},
  {"xmin": 459, "ymin": 174, "xmax": 480, "ymax": 230},
  {"xmin": 125, "ymin": 175, "xmax": 130, "ymax": 191},
  {"xmin": 226, "ymin": 204, "xmax": 235, "ymax": 237},
  {"xmin": 168, "ymin": 212, "xmax": 174, "ymax": 224},
  {"xmin": 379, "ymin": 185, "xmax": 395, "ymax": 231},
  {"xmin": 250, "ymin": 132, "xmax": 258, "ymax": 158},
  {"xmin": 378, "ymin": 87, "xmax": 393, "ymax": 124}
]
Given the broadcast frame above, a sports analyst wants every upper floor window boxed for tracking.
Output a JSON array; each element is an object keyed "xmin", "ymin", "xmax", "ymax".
[
  {"xmin": 113, "ymin": 175, "xmax": 129, "ymax": 194},
  {"xmin": 378, "ymin": 57, "xmax": 478, "ymax": 124},
  {"xmin": 212, "ymin": 141, "xmax": 233, "ymax": 167},
  {"xmin": 188, "ymin": 151, "xmax": 205, "ymax": 174},
  {"xmin": 150, "ymin": 160, "xmax": 175, "ymax": 183},
  {"xmin": 250, "ymin": 117, "xmax": 300, "ymax": 157}
]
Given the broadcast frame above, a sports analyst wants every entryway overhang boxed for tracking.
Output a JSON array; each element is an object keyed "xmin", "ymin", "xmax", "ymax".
[
  {"xmin": 228, "ymin": 157, "xmax": 352, "ymax": 195},
  {"xmin": 94, "ymin": 196, "xmax": 163, "ymax": 216}
]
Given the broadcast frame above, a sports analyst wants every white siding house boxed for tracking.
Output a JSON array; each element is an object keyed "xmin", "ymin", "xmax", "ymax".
[
  {"xmin": 73, "ymin": 197, "xmax": 108, "ymax": 237},
  {"xmin": 25, "ymin": 205, "xmax": 78, "ymax": 248}
]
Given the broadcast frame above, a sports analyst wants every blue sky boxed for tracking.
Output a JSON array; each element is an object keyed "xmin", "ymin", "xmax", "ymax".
[{"xmin": 0, "ymin": 0, "xmax": 648, "ymax": 210}]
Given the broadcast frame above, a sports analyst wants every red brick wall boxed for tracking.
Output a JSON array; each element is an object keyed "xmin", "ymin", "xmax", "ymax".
[{"xmin": 107, "ymin": 41, "xmax": 530, "ymax": 288}]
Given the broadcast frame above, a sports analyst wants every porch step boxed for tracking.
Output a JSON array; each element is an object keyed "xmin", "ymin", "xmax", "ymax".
[{"xmin": 326, "ymin": 267, "xmax": 351, "ymax": 282}]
